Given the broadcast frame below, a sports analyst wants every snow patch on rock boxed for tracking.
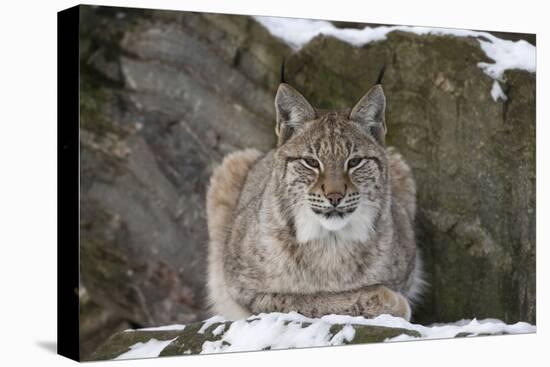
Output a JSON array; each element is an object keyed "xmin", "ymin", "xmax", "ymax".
[
  {"xmin": 114, "ymin": 338, "xmax": 177, "ymax": 360},
  {"xmin": 111, "ymin": 312, "xmax": 536, "ymax": 359},
  {"xmin": 198, "ymin": 315, "xmax": 226, "ymax": 334},
  {"xmin": 253, "ymin": 16, "xmax": 535, "ymax": 81},
  {"xmin": 199, "ymin": 312, "xmax": 535, "ymax": 354},
  {"xmin": 491, "ymin": 80, "xmax": 508, "ymax": 102}
]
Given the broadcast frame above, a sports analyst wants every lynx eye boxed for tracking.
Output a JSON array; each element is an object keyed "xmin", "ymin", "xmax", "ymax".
[
  {"xmin": 347, "ymin": 157, "xmax": 363, "ymax": 169},
  {"xmin": 302, "ymin": 158, "xmax": 320, "ymax": 169}
]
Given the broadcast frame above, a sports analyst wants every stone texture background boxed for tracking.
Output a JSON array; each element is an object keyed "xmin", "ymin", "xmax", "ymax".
[{"xmin": 78, "ymin": 5, "xmax": 535, "ymax": 359}]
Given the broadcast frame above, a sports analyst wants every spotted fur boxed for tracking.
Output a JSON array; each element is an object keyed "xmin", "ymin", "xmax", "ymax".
[{"xmin": 206, "ymin": 83, "xmax": 424, "ymax": 321}]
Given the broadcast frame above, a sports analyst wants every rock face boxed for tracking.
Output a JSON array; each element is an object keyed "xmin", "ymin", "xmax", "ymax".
[{"xmin": 78, "ymin": 5, "xmax": 535, "ymax": 357}]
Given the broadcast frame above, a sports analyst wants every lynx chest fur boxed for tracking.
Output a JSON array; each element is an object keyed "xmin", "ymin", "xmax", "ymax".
[{"xmin": 206, "ymin": 81, "xmax": 424, "ymax": 321}]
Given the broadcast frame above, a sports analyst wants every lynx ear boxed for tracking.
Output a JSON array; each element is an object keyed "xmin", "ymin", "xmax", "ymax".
[
  {"xmin": 349, "ymin": 84, "xmax": 387, "ymax": 145},
  {"xmin": 275, "ymin": 83, "xmax": 315, "ymax": 145}
]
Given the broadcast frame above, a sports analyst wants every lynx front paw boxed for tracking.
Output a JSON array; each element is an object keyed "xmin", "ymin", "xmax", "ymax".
[{"xmin": 357, "ymin": 285, "xmax": 411, "ymax": 321}]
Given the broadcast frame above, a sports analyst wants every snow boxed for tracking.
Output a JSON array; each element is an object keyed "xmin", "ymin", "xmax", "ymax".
[
  {"xmin": 201, "ymin": 313, "xmax": 343, "ymax": 354},
  {"xmin": 318, "ymin": 313, "xmax": 535, "ymax": 340},
  {"xmin": 329, "ymin": 324, "xmax": 356, "ymax": 345},
  {"xmin": 491, "ymin": 80, "xmax": 508, "ymax": 102},
  {"xmin": 198, "ymin": 315, "xmax": 226, "ymax": 334},
  {"xmin": 199, "ymin": 312, "xmax": 535, "ymax": 354},
  {"xmin": 124, "ymin": 324, "xmax": 186, "ymax": 332},
  {"xmin": 253, "ymin": 16, "xmax": 535, "ymax": 83},
  {"xmin": 211, "ymin": 323, "xmax": 226, "ymax": 336},
  {"xmin": 111, "ymin": 312, "xmax": 536, "ymax": 359},
  {"xmin": 114, "ymin": 337, "xmax": 177, "ymax": 360}
]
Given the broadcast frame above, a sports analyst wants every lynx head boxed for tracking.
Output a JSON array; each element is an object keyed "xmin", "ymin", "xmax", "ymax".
[{"xmin": 273, "ymin": 83, "xmax": 389, "ymax": 243}]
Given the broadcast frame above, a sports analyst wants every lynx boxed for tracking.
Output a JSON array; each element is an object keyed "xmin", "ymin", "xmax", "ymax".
[{"xmin": 206, "ymin": 79, "xmax": 424, "ymax": 321}]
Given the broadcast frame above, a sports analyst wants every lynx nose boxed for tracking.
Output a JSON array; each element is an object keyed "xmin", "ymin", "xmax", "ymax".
[{"xmin": 326, "ymin": 192, "xmax": 344, "ymax": 207}]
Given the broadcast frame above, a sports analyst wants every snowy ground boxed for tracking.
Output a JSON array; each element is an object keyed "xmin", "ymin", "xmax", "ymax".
[
  {"xmin": 114, "ymin": 312, "xmax": 536, "ymax": 360},
  {"xmin": 253, "ymin": 16, "xmax": 535, "ymax": 102}
]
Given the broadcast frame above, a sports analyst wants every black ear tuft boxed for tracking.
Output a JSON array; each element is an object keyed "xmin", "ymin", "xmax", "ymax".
[
  {"xmin": 280, "ymin": 59, "xmax": 286, "ymax": 84},
  {"xmin": 376, "ymin": 64, "xmax": 386, "ymax": 85}
]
